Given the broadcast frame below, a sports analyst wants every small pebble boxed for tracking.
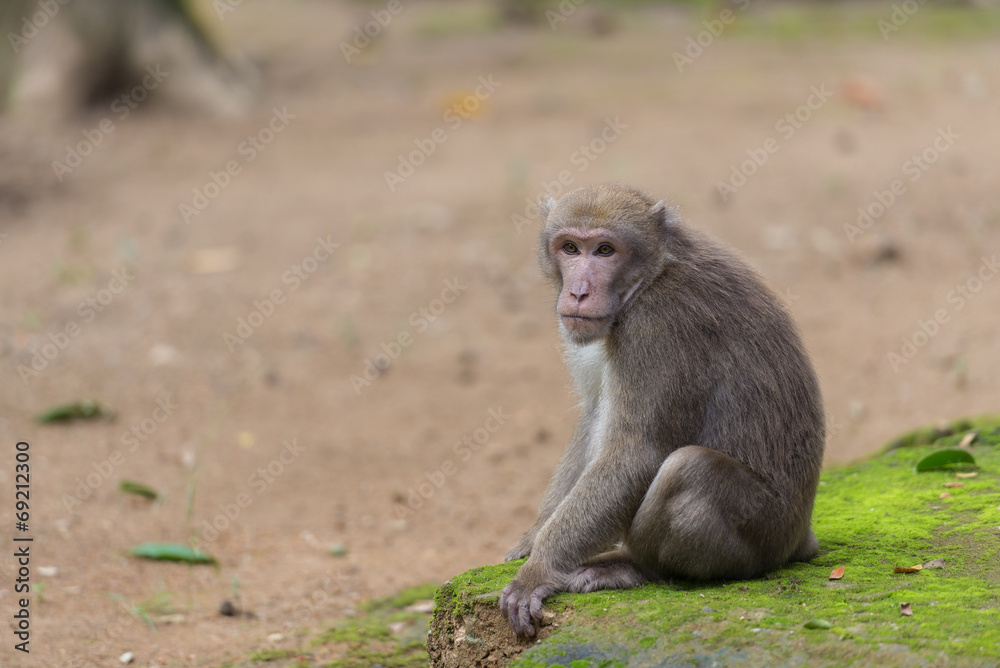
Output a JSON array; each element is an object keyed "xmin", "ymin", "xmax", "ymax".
[{"xmin": 120, "ymin": 652, "xmax": 135, "ymax": 664}]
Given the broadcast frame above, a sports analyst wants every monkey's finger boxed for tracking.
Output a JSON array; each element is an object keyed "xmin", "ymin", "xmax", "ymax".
[
  {"xmin": 517, "ymin": 599, "xmax": 536, "ymax": 637},
  {"xmin": 529, "ymin": 591, "xmax": 546, "ymax": 621},
  {"xmin": 500, "ymin": 584, "xmax": 514, "ymax": 618}
]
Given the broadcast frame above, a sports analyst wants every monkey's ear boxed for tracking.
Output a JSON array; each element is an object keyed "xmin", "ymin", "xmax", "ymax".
[
  {"xmin": 650, "ymin": 199, "xmax": 676, "ymax": 227},
  {"xmin": 538, "ymin": 195, "xmax": 557, "ymax": 221}
]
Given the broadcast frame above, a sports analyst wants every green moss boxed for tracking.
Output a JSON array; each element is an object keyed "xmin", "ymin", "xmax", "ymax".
[
  {"xmin": 310, "ymin": 583, "xmax": 434, "ymax": 668},
  {"xmin": 412, "ymin": 4, "xmax": 501, "ymax": 38},
  {"xmin": 728, "ymin": 4, "xmax": 1000, "ymax": 42},
  {"xmin": 437, "ymin": 415, "xmax": 1000, "ymax": 667},
  {"xmin": 359, "ymin": 582, "xmax": 438, "ymax": 613}
]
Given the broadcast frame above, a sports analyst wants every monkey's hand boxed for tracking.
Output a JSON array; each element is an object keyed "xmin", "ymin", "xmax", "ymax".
[
  {"xmin": 503, "ymin": 529, "xmax": 538, "ymax": 562},
  {"xmin": 500, "ymin": 560, "xmax": 567, "ymax": 637}
]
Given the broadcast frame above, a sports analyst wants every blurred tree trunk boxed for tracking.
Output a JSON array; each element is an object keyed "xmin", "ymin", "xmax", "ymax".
[{"xmin": 2, "ymin": 0, "xmax": 255, "ymax": 120}]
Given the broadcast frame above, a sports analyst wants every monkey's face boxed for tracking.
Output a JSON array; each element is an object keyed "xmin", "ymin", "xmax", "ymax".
[{"xmin": 549, "ymin": 227, "xmax": 640, "ymax": 345}]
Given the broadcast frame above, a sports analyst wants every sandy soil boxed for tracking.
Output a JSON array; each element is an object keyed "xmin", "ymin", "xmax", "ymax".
[{"xmin": 1, "ymin": 1, "xmax": 999, "ymax": 665}]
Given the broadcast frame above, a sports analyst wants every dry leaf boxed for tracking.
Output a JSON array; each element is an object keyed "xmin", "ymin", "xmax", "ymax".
[
  {"xmin": 939, "ymin": 492, "xmax": 953, "ymax": 499},
  {"xmin": 923, "ymin": 559, "xmax": 946, "ymax": 569},
  {"xmin": 839, "ymin": 77, "xmax": 885, "ymax": 111},
  {"xmin": 944, "ymin": 482, "xmax": 964, "ymax": 488},
  {"xmin": 900, "ymin": 602, "xmax": 913, "ymax": 617},
  {"xmin": 829, "ymin": 566, "xmax": 845, "ymax": 580},
  {"xmin": 893, "ymin": 565, "xmax": 922, "ymax": 574},
  {"xmin": 955, "ymin": 472, "xmax": 978, "ymax": 479},
  {"xmin": 958, "ymin": 432, "xmax": 977, "ymax": 448}
]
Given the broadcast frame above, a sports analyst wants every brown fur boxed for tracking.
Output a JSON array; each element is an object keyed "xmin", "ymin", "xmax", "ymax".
[{"xmin": 500, "ymin": 183, "xmax": 825, "ymax": 637}]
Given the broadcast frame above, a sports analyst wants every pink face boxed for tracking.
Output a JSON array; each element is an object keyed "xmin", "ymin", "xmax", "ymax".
[{"xmin": 550, "ymin": 227, "xmax": 631, "ymax": 344}]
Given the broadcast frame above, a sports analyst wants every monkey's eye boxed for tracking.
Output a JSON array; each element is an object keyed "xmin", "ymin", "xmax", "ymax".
[
  {"xmin": 561, "ymin": 242, "xmax": 580, "ymax": 254},
  {"xmin": 596, "ymin": 244, "xmax": 615, "ymax": 256}
]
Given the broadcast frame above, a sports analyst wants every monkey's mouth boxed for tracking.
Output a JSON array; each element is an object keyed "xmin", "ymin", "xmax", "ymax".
[{"xmin": 559, "ymin": 314, "xmax": 609, "ymax": 322}]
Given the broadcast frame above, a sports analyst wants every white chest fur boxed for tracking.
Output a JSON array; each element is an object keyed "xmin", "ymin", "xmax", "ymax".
[
  {"xmin": 564, "ymin": 338, "xmax": 606, "ymax": 408},
  {"xmin": 563, "ymin": 335, "xmax": 611, "ymax": 461}
]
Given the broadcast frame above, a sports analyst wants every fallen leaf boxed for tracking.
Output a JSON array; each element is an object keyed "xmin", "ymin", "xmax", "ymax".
[
  {"xmin": 130, "ymin": 543, "xmax": 217, "ymax": 565},
  {"xmin": 839, "ymin": 76, "xmax": 885, "ymax": 111},
  {"xmin": 893, "ymin": 565, "xmax": 922, "ymax": 574},
  {"xmin": 915, "ymin": 449, "xmax": 976, "ymax": 472},
  {"xmin": 923, "ymin": 559, "xmax": 946, "ymax": 569},
  {"xmin": 443, "ymin": 91, "xmax": 489, "ymax": 119},
  {"xmin": 955, "ymin": 472, "xmax": 978, "ymax": 478},
  {"xmin": 37, "ymin": 400, "xmax": 115, "ymax": 424},
  {"xmin": 804, "ymin": 619, "xmax": 832, "ymax": 630},
  {"xmin": 119, "ymin": 480, "xmax": 159, "ymax": 500},
  {"xmin": 958, "ymin": 431, "xmax": 977, "ymax": 448},
  {"xmin": 900, "ymin": 602, "xmax": 913, "ymax": 617},
  {"xmin": 939, "ymin": 492, "xmax": 953, "ymax": 499},
  {"xmin": 944, "ymin": 482, "xmax": 964, "ymax": 488},
  {"xmin": 829, "ymin": 566, "xmax": 845, "ymax": 580}
]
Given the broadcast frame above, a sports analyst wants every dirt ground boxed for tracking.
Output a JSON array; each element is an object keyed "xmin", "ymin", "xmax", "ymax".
[{"xmin": 1, "ymin": 1, "xmax": 999, "ymax": 665}]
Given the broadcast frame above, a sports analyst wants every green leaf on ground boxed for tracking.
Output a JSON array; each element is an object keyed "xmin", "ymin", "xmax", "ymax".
[
  {"xmin": 130, "ymin": 543, "xmax": 216, "ymax": 565},
  {"xmin": 119, "ymin": 480, "xmax": 159, "ymax": 500},
  {"xmin": 37, "ymin": 399, "xmax": 114, "ymax": 423},
  {"xmin": 914, "ymin": 448, "xmax": 976, "ymax": 472}
]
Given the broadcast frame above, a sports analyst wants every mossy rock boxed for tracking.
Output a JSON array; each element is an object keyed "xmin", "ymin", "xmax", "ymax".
[{"xmin": 428, "ymin": 416, "xmax": 1000, "ymax": 667}]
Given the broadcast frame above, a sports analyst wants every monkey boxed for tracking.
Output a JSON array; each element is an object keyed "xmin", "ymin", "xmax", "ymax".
[{"xmin": 500, "ymin": 183, "xmax": 825, "ymax": 637}]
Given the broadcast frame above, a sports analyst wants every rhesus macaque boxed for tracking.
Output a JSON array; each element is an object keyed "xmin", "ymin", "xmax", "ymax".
[{"xmin": 501, "ymin": 183, "xmax": 824, "ymax": 637}]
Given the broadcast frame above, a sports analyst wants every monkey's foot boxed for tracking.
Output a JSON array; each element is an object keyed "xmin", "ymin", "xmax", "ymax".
[
  {"xmin": 566, "ymin": 559, "xmax": 648, "ymax": 593},
  {"xmin": 503, "ymin": 528, "xmax": 539, "ymax": 562}
]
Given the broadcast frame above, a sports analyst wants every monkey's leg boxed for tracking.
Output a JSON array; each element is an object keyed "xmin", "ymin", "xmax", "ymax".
[
  {"xmin": 504, "ymin": 410, "xmax": 596, "ymax": 561},
  {"xmin": 626, "ymin": 445, "xmax": 809, "ymax": 581},
  {"xmin": 565, "ymin": 549, "xmax": 654, "ymax": 593},
  {"xmin": 788, "ymin": 528, "xmax": 819, "ymax": 562}
]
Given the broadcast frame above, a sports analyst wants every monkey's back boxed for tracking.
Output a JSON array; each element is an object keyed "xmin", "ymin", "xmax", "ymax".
[{"xmin": 612, "ymin": 220, "xmax": 825, "ymax": 493}]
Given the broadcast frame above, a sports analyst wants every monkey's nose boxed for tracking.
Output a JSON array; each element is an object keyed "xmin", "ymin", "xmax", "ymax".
[{"xmin": 569, "ymin": 282, "xmax": 590, "ymax": 302}]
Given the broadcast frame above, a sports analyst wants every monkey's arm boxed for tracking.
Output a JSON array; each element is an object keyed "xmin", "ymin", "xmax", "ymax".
[
  {"xmin": 504, "ymin": 415, "xmax": 594, "ymax": 561},
  {"xmin": 501, "ymin": 445, "xmax": 658, "ymax": 636}
]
